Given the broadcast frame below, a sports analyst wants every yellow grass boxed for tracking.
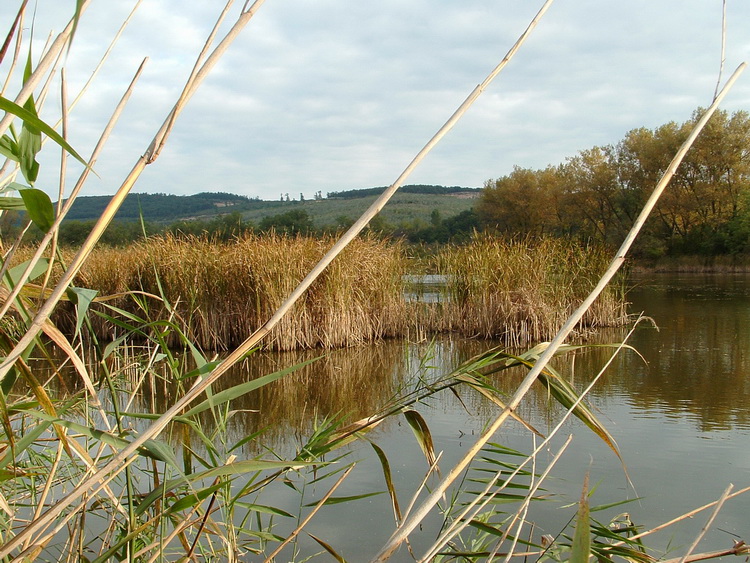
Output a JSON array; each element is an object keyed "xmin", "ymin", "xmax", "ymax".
[{"xmin": 70, "ymin": 233, "xmax": 408, "ymax": 351}]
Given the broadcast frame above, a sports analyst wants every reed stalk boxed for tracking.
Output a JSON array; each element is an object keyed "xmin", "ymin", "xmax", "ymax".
[{"xmin": 0, "ymin": 0, "xmax": 556, "ymax": 548}]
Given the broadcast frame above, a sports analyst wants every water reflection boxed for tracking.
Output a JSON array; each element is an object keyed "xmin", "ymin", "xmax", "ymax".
[
  {"xmin": 92, "ymin": 270, "xmax": 750, "ymax": 455},
  {"xmin": 44, "ymin": 273, "xmax": 750, "ymax": 443},
  {"xmin": 613, "ymin": 274, "xmax": 750, "ymax": 431}
]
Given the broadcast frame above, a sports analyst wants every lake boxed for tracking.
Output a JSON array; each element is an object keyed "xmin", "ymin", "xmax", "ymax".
[{"xmin": 147, "ymin": 272, "xmax": 749, "ymax": 561}]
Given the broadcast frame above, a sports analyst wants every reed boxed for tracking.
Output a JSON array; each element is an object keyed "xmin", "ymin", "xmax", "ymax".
[
  {"xmin": 36, "ymin": 233, "xmax": 630, "ymax": 352},
  {"xmin": 69, "ymin": 232, "xmax": 409, "ymax": 351},
  {"xmin": 435, "ymin": 235, "xmax": 629, "ymax": 346}
]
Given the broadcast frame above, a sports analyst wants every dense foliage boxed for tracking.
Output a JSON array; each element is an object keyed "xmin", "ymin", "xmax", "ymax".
[{"xmin": 477, "ymin": 108, "xmax": 750, "ymax": 257}]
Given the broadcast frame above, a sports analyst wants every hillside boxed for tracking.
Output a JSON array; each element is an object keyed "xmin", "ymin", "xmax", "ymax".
[
  {"xmin": 62, "ymin": 192, "xmax": 260, "ymax": 222},
  {"xmin": 62, "ymin": 185, "xmax": 480, "ymax": 227}
]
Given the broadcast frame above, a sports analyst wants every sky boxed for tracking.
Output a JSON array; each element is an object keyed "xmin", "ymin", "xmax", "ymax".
[{"xmin": 6, "ymin": 1, "xmax": 750, "ymax": 201}]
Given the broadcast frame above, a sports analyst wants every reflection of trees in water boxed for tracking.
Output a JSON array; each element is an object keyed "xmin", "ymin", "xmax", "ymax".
[
  {"xmin": 447, "ymin": 320, "xmax": 750, "ymax": 434},
  {"xmin": 142, "ymin": 343, "xmax": 412, "ymax": 456},
  {"xmin": 605, "ymin": 276, "xmax": 750, "ymax": 431}
]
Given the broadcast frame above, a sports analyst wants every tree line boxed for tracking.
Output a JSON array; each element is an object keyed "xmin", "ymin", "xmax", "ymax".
[
  {"xmin": 37, "ymin": 207, "xmax": 481, "ymax": 246},
  {"xmin": 477, "ymin": 108, "xmax": 750, "ymax": 257},
  {"xmin": 5, "ymin": 108, "xmax": 748, "ymax": 254}
]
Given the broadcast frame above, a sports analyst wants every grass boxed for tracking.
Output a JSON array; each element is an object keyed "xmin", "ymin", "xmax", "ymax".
[
  {"xmin": 237, "ymin": 191, "xmax": 478, "ymax": 229},
  {"xmin": 435, "ymin": 235, "xmax": 629, "ymax": 346}
]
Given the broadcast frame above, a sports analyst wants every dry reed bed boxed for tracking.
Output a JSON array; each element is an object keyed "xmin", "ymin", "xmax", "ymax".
[
  {"xmin": 39, "ymin": 234, "xmax": 627, "ymax": 350},
  {"xmin": 70, "ymin": 233, "xmax": 408, "ymax": 351},
  {"xmin": 434, "ymin": 236, "xmax": 628, "ymax": 346}
]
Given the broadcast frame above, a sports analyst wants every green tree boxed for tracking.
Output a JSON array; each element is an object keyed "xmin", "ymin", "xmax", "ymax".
[
  {"xmin": 259, "ymin": 209, "xmax": 313, "ymax": 235},
  {"xmin": 477, "ymin": 166, "xmax": 562, "ymax": 236}
]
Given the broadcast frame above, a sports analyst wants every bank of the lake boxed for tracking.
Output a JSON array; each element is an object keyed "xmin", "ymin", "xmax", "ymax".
[{"xmin": 631, "ymin": 253, "xmax": 750, "ymax": 273}]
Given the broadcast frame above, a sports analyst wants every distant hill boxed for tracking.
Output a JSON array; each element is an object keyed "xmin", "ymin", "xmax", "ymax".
[
  {"xmin": 62, "ymin": 192, "xmax": 261, "ymax": 222},
  {"xmin": 326, "ymin": 185, "xmax": 480, "ymax": 199},
  {"xmin": 61, "ymin": 185, "xmax": 480, "ymax": 227}
]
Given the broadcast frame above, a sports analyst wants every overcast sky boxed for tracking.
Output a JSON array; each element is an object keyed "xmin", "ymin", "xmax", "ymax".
[{"xmin": 10, "ymin": 1, "xmax": 750, "ymax": 200}]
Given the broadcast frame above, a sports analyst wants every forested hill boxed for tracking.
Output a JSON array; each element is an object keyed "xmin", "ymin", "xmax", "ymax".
[
  {"xmin": 326, "ymin": 185, "xmax": 480, "ymax": 199},
  {"xmin": 62, "ymin": 185, "xmax": 479, "ymax": 223},
  {"xmin": 63, "ymin": 192, "xmax": 260, "ymax": 222}
]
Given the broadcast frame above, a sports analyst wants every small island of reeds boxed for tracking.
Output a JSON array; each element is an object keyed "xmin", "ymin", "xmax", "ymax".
[{"xmin": 41, "ymin": 233, "xmax": 629, "ymax": 351}]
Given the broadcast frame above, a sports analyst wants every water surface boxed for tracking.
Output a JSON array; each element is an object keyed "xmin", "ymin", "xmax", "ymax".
[{"xmin": 156, "ymin": 273, "xmax": 750, "ymax": 561}]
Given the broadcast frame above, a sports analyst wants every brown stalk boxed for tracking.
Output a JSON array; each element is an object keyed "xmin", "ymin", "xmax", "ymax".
[
  {"xmin": 369, "ymin": 63, "xmax": 746, "ymax": 563},
  {"xmin": 713, "ymin": 0, "xmax": 727, "ymax": 100},
  {"xmin": 624, "ymin": 485, "xmax": 750, "ymax": 545},
  {"xmin": 0, "ymin": 0, "xmax": 27, "ymax": 66},
  {"xmin": 0, "ymin": 0, "xmax": 26, "ymax": 96},
  {"xmin": 66, "ymin": 1, "xmax": 144, "ymax": 115},
  {"xmin": 0, "ymin": 1, "xmax": 92, "ymax": 138},
  {"xmin": 24, "ymin": 428, "xmax": 63, "ymax": 546},
  {"xmin": 662, "ymin": 542, "xmax": 749, "ymax": 563},
  {"xmin": 677, "ymin": 484, "xmax": 733, "ymax": 563}
]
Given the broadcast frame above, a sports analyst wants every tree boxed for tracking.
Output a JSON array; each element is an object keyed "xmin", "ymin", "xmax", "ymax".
[
  {"xmin": 476, "ymin": 108, "xmax": 750, "ymax": 257},
  {"xmin": 477, "ymin": 166, "xmax": 562, "ymax": 236},
  {"xmin": 259, "ymin": 209, "xmax": 314, "ymax": 235}
]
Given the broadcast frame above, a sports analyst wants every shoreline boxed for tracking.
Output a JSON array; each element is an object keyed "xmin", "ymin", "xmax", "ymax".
[{"xmin": 629, "ymin": 255, "xmax": 750, "ymax": 273}]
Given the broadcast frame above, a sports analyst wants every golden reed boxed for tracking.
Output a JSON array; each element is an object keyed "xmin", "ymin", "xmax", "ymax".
[{"xmin": 34, "ymin": 234, "xmax": 627, "ymax": 350}]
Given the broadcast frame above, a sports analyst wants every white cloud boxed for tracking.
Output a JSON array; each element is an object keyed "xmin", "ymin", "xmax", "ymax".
[{"xmin": 7, "ymin": 0, "xmax": 750, "ymax": 200}]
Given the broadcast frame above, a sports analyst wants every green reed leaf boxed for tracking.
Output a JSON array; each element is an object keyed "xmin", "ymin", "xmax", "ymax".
[
  {"xmin": 181, "ymin": 357, "xmax": 319, "ymax": 418},
  {"xmin": 6, "ymin": 258, "xmax": 48, "ymax": 286},
  {"xmin": 17, "ymin": 409, "xmax": 177, "ymax": 464},
  {"xmin": 303, "ymin": 491, "xmax": 383, "ymax": 506},
  {"xmin": 0, "ymin": 134, "xmax": 19, "ymax": 162},
  {"xmin": 0, "ymin": 401, "xmax": 74, "ymax": 470},
  {"xmin": 136, "ymin": 459, "xmax": 311, "ymax": 517},
  {"xmin": 370, "ymin": 441, "xmax": 401, "ymax": 522},
  {"xmin": 10, "ymin": 50, "xmax": 42, "ymax": 186},
  {"xmin": 0, "ymin": 197, "xmax": 25, "ymax": 211},
  {"xmin": 19, "ymin": 188, "xmax": 54, "ymax": 232},
  {"xmin": 233, "ymin": 502, "xmax": 293, "ymax": 518},
  {"xmin": 65, "ymin": 286, "xmax": 99, "ymax": 338},
  {"xmin": 0, "ymin": 94, "xmax": 89, "ymax": 169},
  {"xmin": 308, "ymin": 533, "xmax": 348, "ymax": 563},
  {"xmin": 403, "ymin": 409, "xmax": 437, "ymax": 468},
  {"xmin": 488, "ymin": 345, "xmax": 625, "ymax": 464},
  {"xmin": 164, "ymin": 481, "xmax": 224, "ymax": 515}
]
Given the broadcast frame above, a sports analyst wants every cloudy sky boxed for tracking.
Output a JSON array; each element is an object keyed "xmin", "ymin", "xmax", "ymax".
[{"xmin": 10, "ymin": 1, "xmax": 750, "ymax": 201}]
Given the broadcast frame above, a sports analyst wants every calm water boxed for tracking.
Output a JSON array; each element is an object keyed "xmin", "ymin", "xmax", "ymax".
[{"xmin": 137, "ymin": 274, "xmax": 750, "ymax": 560}]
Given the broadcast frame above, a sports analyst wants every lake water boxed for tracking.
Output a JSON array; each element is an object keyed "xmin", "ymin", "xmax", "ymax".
[{"xmin": 156, "ymin": 272, "xmax": 749, "ymax": 561}]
